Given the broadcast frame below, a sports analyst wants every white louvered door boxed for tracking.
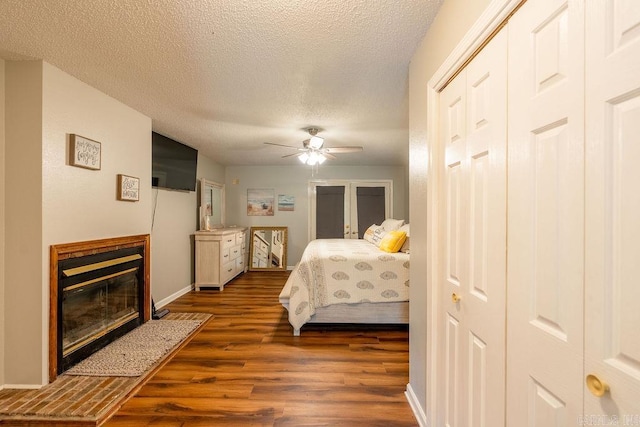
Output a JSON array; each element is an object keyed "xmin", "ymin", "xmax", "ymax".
[
  {"xmin": 438, "ymin": 28, "xmax": 507, "ymax": 427},
  {"xmin": 506, "ymin": 0, "xmax": 585, "ymax": 424},
  {"xmin": 584, "ymin": 0, "xmax": 640, "ymax": 418}
]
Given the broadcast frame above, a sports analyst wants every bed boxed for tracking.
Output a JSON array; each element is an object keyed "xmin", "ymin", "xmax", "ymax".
[{"xmin": 279, "ymin": 237, "xmax": 410, "ymax": 336}]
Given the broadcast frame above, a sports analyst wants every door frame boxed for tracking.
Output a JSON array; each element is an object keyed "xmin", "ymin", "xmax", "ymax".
[{"xmin": 308, "ymin": 179, "xmax": 393, "ymax": 241}]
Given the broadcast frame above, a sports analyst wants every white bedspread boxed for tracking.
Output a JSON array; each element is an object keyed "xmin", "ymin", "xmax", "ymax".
[{"xmin": 283, "ymin": 239, "xmax": 410, "ymax": 331}]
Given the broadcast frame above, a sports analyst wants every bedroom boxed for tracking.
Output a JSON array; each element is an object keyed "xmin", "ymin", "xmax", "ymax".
[{"xmin": 2, "ymin": 0, "xmax": 640, "ymax": 425}]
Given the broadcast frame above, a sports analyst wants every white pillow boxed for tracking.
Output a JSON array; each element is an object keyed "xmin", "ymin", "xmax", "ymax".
[
  {"xmin": 398, "ymin": 224, "xmax": 410, "ymax": 253},
  {"xmin": 363, "ymin": 224, "xmax": 388, "ymax": 246},
  {"xmin": 381, "ymin": 218, "xmax": 405, "ymax": 232}
]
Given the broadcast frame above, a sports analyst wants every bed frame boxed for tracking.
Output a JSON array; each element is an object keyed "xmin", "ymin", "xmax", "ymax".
[{"xmin": 278, "ymin": 278, "xmax": 409, "ymax": 336}]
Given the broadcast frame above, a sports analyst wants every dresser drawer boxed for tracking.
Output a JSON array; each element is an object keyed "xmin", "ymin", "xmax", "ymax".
[
  {"xmin": 221, "ymin": 260, "xmax": 236, "ymax": 283},
  {"xmin": 235, "ymin": 232, "xmax": 245, "ymax": 246},
  {"xmin": 236, "ymin": 257, "xmax": 245, "ymax": 272},
  {"xmin": 230, "ymin": 244, "xmax": 242, "ymax": 260},
  {"xmin": 220, "ymin": 247, "xmax": 231, "ymax": 264},
  {"xmin": 221, "ymin": 235, "xmax": 236, "ymax": 249}
]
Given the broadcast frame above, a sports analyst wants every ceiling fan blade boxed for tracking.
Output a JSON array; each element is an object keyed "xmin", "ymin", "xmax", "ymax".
[
  {"xmin": 324, "ymin": 146, "xmax": 364, "ymax": 153},
  {"xmin": 282, "ymin": 152, "xmax": 305, "ymax": 159},
  {"xmin": 264, "ymin": 142, "xmax": 301, "ymax": 150}
]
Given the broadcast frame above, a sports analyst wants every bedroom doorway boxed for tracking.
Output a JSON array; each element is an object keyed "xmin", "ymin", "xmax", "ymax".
[{"xmin": 309, "ymin": 180, "xmax": 392, "ymax": 240}]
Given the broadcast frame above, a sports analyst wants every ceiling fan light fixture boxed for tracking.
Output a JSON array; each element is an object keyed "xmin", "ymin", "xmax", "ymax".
[
  {"xmin": 307, "ymin": 151, "xmax": 321, "ymax": 165},
  {"xmin": 309, "ymin": 135, "xmax": 324, "ymax": 149},
  {"xmin": 298, "ymin": 152, "xmax": 310, "ymax": 164}
]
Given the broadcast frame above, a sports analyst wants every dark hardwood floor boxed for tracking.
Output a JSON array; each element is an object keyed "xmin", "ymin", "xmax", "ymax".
[{"xmin": 105, "ymin": 271, "xmax": 416, "ymax": 426}]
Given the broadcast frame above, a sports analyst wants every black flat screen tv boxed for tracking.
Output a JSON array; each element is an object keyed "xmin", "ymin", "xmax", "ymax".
[{"xmin": 152, "ymin": 132, "xmax": 198, "ymax": 192}]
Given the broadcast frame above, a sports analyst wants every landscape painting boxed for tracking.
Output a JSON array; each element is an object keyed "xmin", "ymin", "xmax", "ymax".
[{"xmin": 247, "ymin": 188, "xmax": 274, "ymax": 216}]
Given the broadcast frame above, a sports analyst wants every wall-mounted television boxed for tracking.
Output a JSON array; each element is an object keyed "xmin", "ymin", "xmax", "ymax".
[{"xmin": 152, "ymin": 132, "xmax": 198, "ymax": 192}]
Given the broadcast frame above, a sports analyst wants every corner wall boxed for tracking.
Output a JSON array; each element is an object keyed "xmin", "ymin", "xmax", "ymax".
[{"xmin": 4, "ymin": 60, "xmax": 153, "ymax": 386}]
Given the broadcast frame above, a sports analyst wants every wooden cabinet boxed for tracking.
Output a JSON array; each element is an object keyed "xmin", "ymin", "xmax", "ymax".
[{"xmin": 194, "ymin": 227, "xmax": 247, "ymax": 291}]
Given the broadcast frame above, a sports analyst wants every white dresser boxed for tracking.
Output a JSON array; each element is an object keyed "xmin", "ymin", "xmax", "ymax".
[{"xmin": 194, "ymin": 227, "xmax": 248, "ymax": 291}]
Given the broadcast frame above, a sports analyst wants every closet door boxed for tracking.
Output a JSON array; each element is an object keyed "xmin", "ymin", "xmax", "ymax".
[
  {"xmin": 437, "ymin": 28, "xmax": 507, "ymax": 427},
  {"xmin": 506, "ymin": 0, "xmax": 585, "ymax": 424},
  {"xmin": 585, "ymin": 0, "xmax": 640, "ymax": 416}
]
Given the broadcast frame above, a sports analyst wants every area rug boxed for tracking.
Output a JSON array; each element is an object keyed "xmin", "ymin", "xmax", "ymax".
[{"xmin": 64, "ymin": 315, "xmax": 209, "ymax": 377}]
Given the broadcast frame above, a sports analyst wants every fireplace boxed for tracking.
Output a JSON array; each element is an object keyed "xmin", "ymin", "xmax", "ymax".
[{"xmin": 49, "ymin": 235, "xmax": 150, "ymax": 382}]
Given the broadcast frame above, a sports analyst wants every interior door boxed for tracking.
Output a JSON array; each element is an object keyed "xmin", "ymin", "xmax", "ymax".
[
  {"xmin": 506, "ymin": 0, "xmax": 585, "ymax": 424},
  {"xmin": 437, "ymin": 28, "xmax": 507, "ymax": 427},
  {"xmin": 310, "ymin": 181, "xmax": 391, "ymax": 240},
  {"xmin": 584, "ymin": 0, "xmax": 640, "ymax": 417}
]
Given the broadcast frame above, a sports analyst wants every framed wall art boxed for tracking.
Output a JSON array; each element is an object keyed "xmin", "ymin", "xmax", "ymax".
[
  {"xmin": 117, "ymin": 174, "xmax": 140, "ymax": 201},
  {"xmin": 69, "ymin": 134, "xmax": 101, "ymax": 170},
  {"xmin": 247, "ymin": 188, "xmax": 274, "ymax": 216},
  {"xmin": 278, "ymin": 195, "xmax": 294, "ymax": 211}
]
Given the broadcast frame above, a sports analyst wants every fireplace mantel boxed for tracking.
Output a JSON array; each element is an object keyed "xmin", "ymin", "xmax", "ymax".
[{"xmin": 49, "ymin": 234, "xmax": 151, "ymax": 382}]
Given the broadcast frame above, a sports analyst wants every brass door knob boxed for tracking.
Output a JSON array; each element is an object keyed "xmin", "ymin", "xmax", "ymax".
[
  {"xmin": 586, "ymin": 374, "xmax": 609, "ymax": 397},
  {"xmin": 452, "ymin": 293, "xmax": 461, "ymax": 303}
]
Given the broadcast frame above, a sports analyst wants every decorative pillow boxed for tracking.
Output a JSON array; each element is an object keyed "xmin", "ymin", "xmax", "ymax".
[
  {"xmin": 379, "ymin": 231, "xmax": 408, "ymax": 253},
  {"xmin": 363, "ymin": 224, "xmax": 388, "ymax": 246},
  {"xmin": 381, "ymin": 218, "xmax": 405, "ymax": 232},
  {"xmin": 398, "ymin": 224, "xmax": 410, "ymax": 253},
  {"xmin": 400, "ymin": 236, "xmax": 410, "ymax": 253},
  {"xmin": 398, "ymin": 223, "xmax": 410, "ymax": 236}
]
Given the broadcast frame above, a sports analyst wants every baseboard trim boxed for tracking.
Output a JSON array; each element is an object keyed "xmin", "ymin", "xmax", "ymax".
[
  {"xmin": 2, "ymin": 384, "xmax": 42, "ymax": 390},
  {"xmin": 154, "ymin": 284, "xmax": 193, "ymax": 309},
  {"xmin": 405, "ymin": 382, "xmax": 428, "ymax": 427}
]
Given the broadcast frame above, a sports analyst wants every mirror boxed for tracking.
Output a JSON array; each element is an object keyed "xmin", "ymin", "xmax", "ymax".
[
  {"xmin": 200, "ymin": 179, "xmax": 225, "ymax": 230},
  {"xmin": 249, "ymin": 226, "xmax": 287, "ymax": 271}
]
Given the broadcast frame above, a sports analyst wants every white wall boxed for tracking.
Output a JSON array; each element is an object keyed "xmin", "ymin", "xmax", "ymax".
[
  {"xmin": 4, "ymin": 60, "xmax": 153, "ymax": 386},
  {"xmin": 150, "ymin": 152, "xmax": 225, "ymax": 308},
  {"xmin": 5, "ymin": 60, "xmax": 44, "ymax": 387},
  {"xmin": 407, "ymin": 0, "xmax": 492, "ymax": 419},
  {"xmin": 225, "ymin": 164, "xmax": 408, "ymax": 266}
]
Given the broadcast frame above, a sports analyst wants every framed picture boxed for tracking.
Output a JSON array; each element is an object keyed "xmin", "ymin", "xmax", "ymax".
[
  {"xmin": 278, "ymin": 195, "xmax": 295, "ymax": 211},
  {"xmin": 117, "ymin": 174, "xmax": 140, "ymax": 201},
  {"xmin": 69, "ymin": 134, "xmax": 101, "ymax": 170},
  {"xmin": 247, "ymin": 188, "xmax": 274, "ymax": 216}
]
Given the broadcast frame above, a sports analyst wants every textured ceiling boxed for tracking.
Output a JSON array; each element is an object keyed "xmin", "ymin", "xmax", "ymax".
[{"xmin": 0, "ymin": 0, "xmax": 442, "ymax": 166}]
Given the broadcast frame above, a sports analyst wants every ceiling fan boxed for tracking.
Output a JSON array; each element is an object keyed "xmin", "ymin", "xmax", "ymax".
[{"xmin": 264, "ymin": 128, "xmax": 363, "ymax": 165}]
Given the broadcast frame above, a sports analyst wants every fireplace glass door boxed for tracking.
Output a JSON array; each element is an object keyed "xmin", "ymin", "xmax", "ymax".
[
  {"xmin": 57, "ymin": 247, "xmax": 144, "ymax": 373},
  {"xmin": 62, "ymin": 269, "xmax": 139, "ymax": 357}
]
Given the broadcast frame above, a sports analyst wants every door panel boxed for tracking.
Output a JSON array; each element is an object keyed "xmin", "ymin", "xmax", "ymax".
[
  {"xmin": 440, "ymin": 70, "xmax": 466, "ymax": 427},
  {"xmin": 506, "ymin": 0, "xmax": 584, "ymax": 424},
  {"xmin": 585, "ymin": 0, "xmax": 640, "ymax": 416},
  {"xmin": 315, "ymin": 186, "xmax": 346, "ymax": 239},
  {"xmin": 438, "ymin": 28, "xmax": 507, "ymax": 427},
  {"xmin": 351, "ymin": 183, "xmax": 389, "ymax": 238},
  {"xmin": 310, "ymin": 181, "xmax": 391, "ymax": 240}
]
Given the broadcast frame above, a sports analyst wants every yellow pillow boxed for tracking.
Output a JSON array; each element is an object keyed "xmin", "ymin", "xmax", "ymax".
[{"xmin": 378, "ymin": 231, "xmax": 407, "ymax": 253}]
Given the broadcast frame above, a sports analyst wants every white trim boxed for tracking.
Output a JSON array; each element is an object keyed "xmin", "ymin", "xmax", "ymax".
[
  {"xmin": 431, "ymin": 0, "xmax": 523, "ymax": 91},
  {"xmin": 405, "ymin": 383, "xmax": 429, "ymax": 427},
  {"xmin": 3, "ymin": 383, "xmax": 42, "ymax": 390},
  {"xmin": 421, "ymin": 1, "xmax": 523, "ymax": 426},
  {"xmin": 154, "ymin": 284, "xmax": 193, "ymax": 309}
]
